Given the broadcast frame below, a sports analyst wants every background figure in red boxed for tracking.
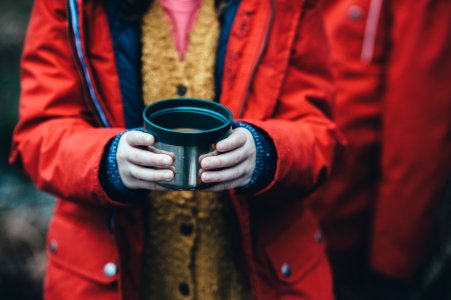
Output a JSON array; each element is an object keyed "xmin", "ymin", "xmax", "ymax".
[{"xmin": 312, "ymin": 0, "xmax": 451, "ymax": 298}]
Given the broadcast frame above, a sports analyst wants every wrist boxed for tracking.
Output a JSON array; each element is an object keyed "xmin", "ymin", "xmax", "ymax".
[
  {"xmin": 100, "ymin": 128, "xmax": 148, "ymax": 201},
  {"xmin": 232, "ymin": 121, "xmax": 276, "ymax": 193}
]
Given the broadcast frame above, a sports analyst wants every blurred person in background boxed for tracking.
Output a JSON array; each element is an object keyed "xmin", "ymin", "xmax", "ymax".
[
  {"xmin": 9, "ymin": 0, "xmax": 341, "ymax": 299},
  {"xmin": 311, "ymin": 0, "xmax": 451, "ymax": 299}
]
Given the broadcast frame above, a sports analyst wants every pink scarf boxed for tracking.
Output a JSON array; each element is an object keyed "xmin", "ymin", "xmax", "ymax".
[{"xmin": 160, "ymin": 0, "xmax": 202, "ymax": 61}]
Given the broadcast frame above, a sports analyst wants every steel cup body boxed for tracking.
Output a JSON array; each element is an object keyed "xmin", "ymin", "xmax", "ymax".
[
  {"xmin": 154, "ymin": 142, "xmax": 215, "ymax": 190},
  {"xmin": 143, "ymin": 98, "xmax": 233, "ymax": 190}
]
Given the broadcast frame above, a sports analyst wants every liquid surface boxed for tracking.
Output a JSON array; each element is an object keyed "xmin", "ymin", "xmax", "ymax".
[{"xmin": 172, "ymin": 127, "xmax": 201, "ymax": 132}]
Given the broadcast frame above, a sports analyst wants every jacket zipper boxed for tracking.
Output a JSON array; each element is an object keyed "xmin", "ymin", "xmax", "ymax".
[
  {"xmin": 361, "ymin": 0, "xmax": 383, "ymax": 63},
  {"xmin": 67, "ymin": 0, "xmax": 111, "ymax": 128},
  {"xmin": 237, "ymin": 0, "xmax": 275, "ymax": 118}
]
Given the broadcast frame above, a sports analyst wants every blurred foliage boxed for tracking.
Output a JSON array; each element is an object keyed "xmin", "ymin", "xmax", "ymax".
[
  {"xmin": 0, "ymin": 175, "xmax": 53, "ymax": 299},
  {"xmin": 0, "ymin": 0, "xmax": 33, "ymax": 163},
  {"xmin": 0, "ymin": 1, "xmax": 54, "ymax": 299}
]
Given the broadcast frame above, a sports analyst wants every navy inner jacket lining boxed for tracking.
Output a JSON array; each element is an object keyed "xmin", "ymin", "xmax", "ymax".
[{"xmin": 105, "ymin": 0, "xmax": 240, "ymax": 128}]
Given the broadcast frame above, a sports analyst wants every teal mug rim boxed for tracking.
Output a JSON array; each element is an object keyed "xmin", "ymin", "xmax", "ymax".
[{"xmin": 143, "ymin": 98, "xmax": 233, "ymax": 146}]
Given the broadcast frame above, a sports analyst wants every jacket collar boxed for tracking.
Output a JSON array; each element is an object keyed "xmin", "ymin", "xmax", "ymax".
[
  {"xmin": 67, "ymin": 0, "xmax": 277, "ymax": 124},
  {"xmin": 219, "ymin": 0, "xmax": 274, "ymax": 117}
]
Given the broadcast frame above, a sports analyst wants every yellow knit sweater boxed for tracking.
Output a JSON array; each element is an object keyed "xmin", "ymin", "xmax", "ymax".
[{"xmin": 141, "ymin": 1, "xmax": 251, "ymax": 299}]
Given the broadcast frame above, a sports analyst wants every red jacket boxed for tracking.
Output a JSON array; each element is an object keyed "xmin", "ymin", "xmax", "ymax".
[
  {"xmin": 313, "ymin": 0, "xmax": 451, "ymax": 280},
  {"xmin": 10, "ymin": 0, "xmax": 340, "ymax": 299}
]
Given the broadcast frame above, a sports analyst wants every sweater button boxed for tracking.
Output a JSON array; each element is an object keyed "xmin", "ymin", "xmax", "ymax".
[
  {"xmin": 103, "ymin": 262, "xmax": 117, "ymax": 277},
  {"xmin": 179, "ymin": 282, "xmax": 190, "ymax": 296},
  {"xmin": 180, "ymin": 223, "xmax": 194, "ymax": 236},
  {"xmin": 177, "ymin": 84, "xmax": 187, "ymax": 96},
  {"xmin": 281, "ymin": 263, "xmax": 292, "ymax": 277}
]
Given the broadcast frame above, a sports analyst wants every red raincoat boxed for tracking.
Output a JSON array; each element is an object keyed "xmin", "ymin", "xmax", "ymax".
[
  {"xmin": 313, "ymin": 0, "xmax": 451, "ymax": 281},
  {"xmin": 10, "ymin": 0, "xmax": 340, "ymax": 299}
]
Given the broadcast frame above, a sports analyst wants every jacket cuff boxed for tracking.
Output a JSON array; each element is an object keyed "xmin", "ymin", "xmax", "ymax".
[
  {"xmin": 232, "ymin": 121, "xmax": 277, "ymax": 194},
  {"xmin": 99, "ymin": 128, "xmax": 148, "ymax": 201}
]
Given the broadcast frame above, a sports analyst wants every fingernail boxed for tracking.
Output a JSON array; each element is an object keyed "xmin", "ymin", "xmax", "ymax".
[
  {"xmin": 202, "ymin": 173, "xmax": 210, "ymax": 182},
  {"xmin": 164, "ymin": 172, "xmax": 173, "ymax": 181},
  {"xmin": 203, "ymin": 160, "xmax": 210, "ymax": 168}
]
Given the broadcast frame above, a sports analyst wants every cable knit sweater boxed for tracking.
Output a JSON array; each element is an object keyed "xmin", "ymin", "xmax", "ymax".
[{"xmin": 141, "ymin": 0, "xmax": 251, "ymax": 299}]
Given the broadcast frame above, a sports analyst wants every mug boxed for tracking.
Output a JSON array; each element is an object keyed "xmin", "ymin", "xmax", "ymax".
[{"xmin": 143, "ymin": 98, "xmax": 232, "ymax": 190}]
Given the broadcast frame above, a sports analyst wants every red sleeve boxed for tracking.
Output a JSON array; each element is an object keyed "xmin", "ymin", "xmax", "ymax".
[
  {"xmin": 9, "ymin": 0, "xmax": 125, "ymax": 206},
  {"xmin": 371, "ymin": 0, "xmax": 451, "ymax": 279},
  {"xmin": 243, "ymin": 0, "xmax": 343, "ymax": 198}
]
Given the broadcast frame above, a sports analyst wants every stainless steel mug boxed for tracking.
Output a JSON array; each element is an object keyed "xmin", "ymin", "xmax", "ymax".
[{"xmin": 143, "ymin": 98, "xmax": 232, "ymax": 190}]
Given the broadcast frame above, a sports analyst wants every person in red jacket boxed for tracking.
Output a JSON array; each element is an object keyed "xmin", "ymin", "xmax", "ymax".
[
  {"xmin": 10, "ymin": 0, "xmax": 341, "ymax": 299},
  {"xmin": 311, "ymin": 0, "xmax": 451, "ymax": 298}
]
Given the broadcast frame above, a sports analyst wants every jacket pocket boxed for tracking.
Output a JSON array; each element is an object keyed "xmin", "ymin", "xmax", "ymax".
[
  {"xmin": 46, "ymin": 200, "xmax": 119, "ymax": 285},
  {"xmin": 262, "ymin": 209, "xmax": 326, "ymax": 284}
]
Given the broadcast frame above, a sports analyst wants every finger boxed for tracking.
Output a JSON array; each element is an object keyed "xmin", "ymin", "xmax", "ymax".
[
  {"xmin": 125, "ymin": 131, "xmax": 155, "ymax": 147},
  {"xmin": 147, "ymin": 146, "xmax": 176, "ymax": 160},
  {"xmin": 200, "ymin": 147, "xmax": 247, "ymax": 170},
  {"xmin": 127, "ymin": 147, "xmax": 174, "ymax": 168},
  {"xmin": 128, "ymin": 180, "xmax": 169, "ymax": 191},
  {"xmin": 198, "ymin": 149, "xmax": 220, "ymax": 163},
  {"xmin": 128, "ymin": 165, "xmax": 175, "ymax": 182},
  {"xmin": 200, "ymin": 162, "xmax": 251, "ymax": 183},
  {"xmin": 201, "ymin": 178, "xmax": 250, "ymax": 192},
  {"xmin": 215, "ymin": 129, "xmax": 247, "ymax": 152}
]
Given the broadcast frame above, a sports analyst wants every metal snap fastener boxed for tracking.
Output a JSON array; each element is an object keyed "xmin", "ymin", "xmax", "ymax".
[
  {"xmin": 348, "ymin": 4, "xmax": 364, "ymax": 20},
  {"xmin": 281, "ymin": 263, "xmax": 292, "ymax": 277},
  {"xmin": 103, "ymin": 262, "xmax": 117, "ymax": 277},
  {"xmin": 237, "ymin": 19, "xmax": 250, "ymax": 36},
  {"xmin": 49, "ymin": 240, "xmax": 58, "ymax": 253},
  {"xmin": 315, "ymin": 230, "xmax": 324, "ymax": 243}
]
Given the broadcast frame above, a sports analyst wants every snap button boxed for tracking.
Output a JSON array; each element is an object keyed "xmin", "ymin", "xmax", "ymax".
[
  {"xmin": 315, "ymin": 230, "xmax": 324, "ymax": 243},
  {"xmin": 179, "ymin": 282, "xmax": 190, "ymax": 296},
  {"xmin": 281, "ymin": 263, "xmax": 292, "ymax": 277},
  {"xmin": 348, "ymin": 4, "xmax": 364, "ymax": 20},
  {"xmin": 49, "ymin": 240, "xmax": 58, "ymax": 253},
  {"xmin": 237, "ymin": 18, "xmax": 250, "ymax": 37},
  {"xmin": 177, "ymin": 84, "xmax": 187, "ymax": 96},
  {"xmin": 180, "ymin": 223, "xmax": 194, "ymax": 236},
  {"xmin": 103, "ymin": 262, "xmax": 117, "ymax": 277},
  {"xmin": 232, "ymin": 11, "xmax": 253, "ymax": 39}
]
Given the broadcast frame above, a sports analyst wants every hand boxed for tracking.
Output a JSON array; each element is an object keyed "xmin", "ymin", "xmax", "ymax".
[
  {"xmin": 116, "ymin": 131, "xmax": 175, "ymax": 190},
  {"xmin": 199, "ymin": 128, "xmax": 256, "ymax": 191}
]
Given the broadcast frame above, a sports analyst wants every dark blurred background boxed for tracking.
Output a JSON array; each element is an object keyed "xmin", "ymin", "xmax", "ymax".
[
  {"xmin": 0, "ymin": 1, "xmax": 54, "ymax": 299},
  {"xmin": 0, "ymin": 1, "xmax": 450, "ymax": 300}
]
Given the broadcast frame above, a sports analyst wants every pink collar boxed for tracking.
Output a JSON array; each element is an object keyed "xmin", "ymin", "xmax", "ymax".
[{"xmin": 160, "ymin": 0, "xmax": 202, "ymax": 60}]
